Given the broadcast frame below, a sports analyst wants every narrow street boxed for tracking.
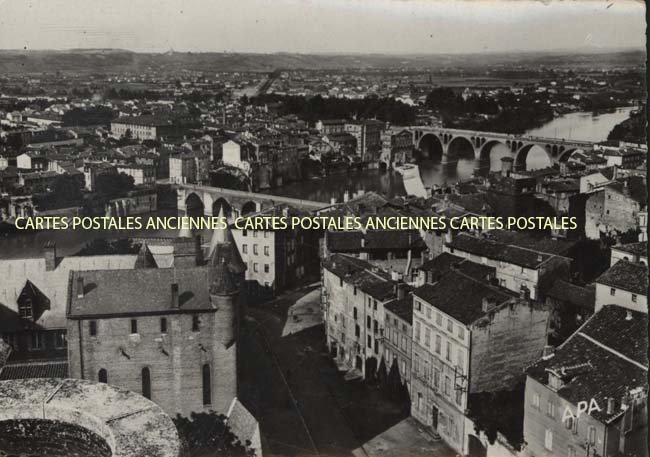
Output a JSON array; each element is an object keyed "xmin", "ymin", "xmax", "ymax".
[{"xmin": 239, "ymin": 285, "xmax": 410, "ymax": 457}]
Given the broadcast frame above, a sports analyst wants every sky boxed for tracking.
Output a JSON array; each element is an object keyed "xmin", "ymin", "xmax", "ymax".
[{"xmin": 0, "ymin": 0, "xmax": 645, "ymax": 54}]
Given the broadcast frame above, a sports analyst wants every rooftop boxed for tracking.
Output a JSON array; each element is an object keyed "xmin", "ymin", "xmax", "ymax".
[
  {"xmin": 595, "ymin": 260, "xmax": 648, "ymax": 296},
  {"xmin": 446, "ymin": 233, "xmax": 557, "ymax": 269},
  {"xmin": 323, "ymin": 254, "xmax": 397, "ymax": 301},
  {"xmin": 611, "ymin": 241, "xmax": 648, "ymax": 257},
  {"xmin": 545, "ymin": 279, "xmax": 595, "ymax": 311},
  {"xmin": 413, "ymin": 270, "xmax": 514, "ymax": 325},
  {"xmin": 384, "ymin": 292, "xmax": 413, "ymax": 325},
  {"xmin": 527, "ymin": 305, "xmax": 648, "ymax": 425}
]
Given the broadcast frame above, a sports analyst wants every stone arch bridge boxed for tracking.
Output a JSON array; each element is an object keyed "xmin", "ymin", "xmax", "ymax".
[
  {"xmin": 413, "ymin": 127, "xmax": 595, "ymax": 171},
  {"xmin": 175, "ymin": 183, "xmax": 327, "ymax": 218}
]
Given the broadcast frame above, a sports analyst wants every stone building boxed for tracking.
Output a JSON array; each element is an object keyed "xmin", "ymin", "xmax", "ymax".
[
  {"xmin": 444, "ymin": 232, "xmax": 571, "ymax": 301},
  {"xmin": 322, "ymin": 254, "xmax": 401, "ymax": 379},
  {"xmin": 410, "ymin": 270, "xmax": 550, "ymax": 455},
  {"xmin": 594, "ymin": 259, "xmax": 648, "ymax": 314},
  {"xmin": 66, "ymin": 227, "xmax": 245, "ymax": 418},
  {"xmin": 383, "ymin": 291, "xmax": 413, "ymax": 391},
  {"xmin": 523, "ymin": 305, "xmax": 647, "ymax": 457}
]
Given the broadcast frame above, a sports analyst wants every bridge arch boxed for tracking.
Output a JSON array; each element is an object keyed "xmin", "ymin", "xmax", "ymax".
[
  {"xmin": 515, "ymin": 144, "xmax": 553, "ymax": 171},
  {"xmin": 185, "ymin": 192, "xmax": 205, "ymax": 218},
  {"xmin": 446, "ymin": 136, "xmax": 475, "ymax": 162},
  {"xmin": 212, "ymin": 197, "xmax": 233, "ymax": 219},
  {"xmin": 417, "ymin": 133, "xmax": 444, "ymax": 162},
  {"xmin": 558, "ymin": 148, "xmax": 580, "ymax": 163},
  {"xmin": 241, "ymin": 200, "xmax": 259, "ymax": 216}
]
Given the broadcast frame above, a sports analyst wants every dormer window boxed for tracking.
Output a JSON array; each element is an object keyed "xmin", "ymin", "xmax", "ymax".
[
  {"xmin": 18, "ymin": 297, "xmax": 33, "ymax": 320},
  {"xmin": 548, "ymin": 373, "xmax": 564, "ymax": 390}
]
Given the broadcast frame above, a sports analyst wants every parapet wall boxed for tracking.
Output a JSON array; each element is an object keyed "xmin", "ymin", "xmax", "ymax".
[{"xmin": 0, "ymin": 378, "xmax": 183, "ymax": 457}]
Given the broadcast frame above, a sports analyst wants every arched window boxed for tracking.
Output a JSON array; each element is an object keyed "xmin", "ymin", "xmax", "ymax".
[
  {"xmin": 98, "ymin": 368, "xmax": 108, "ymax": 383},
  {"xmin": 142, "ymin": 367, "xmax": 151, "ymax": 399},
  {"xmin": 202, "ymin": 364, "xmax": 211, "ymax": 406}
]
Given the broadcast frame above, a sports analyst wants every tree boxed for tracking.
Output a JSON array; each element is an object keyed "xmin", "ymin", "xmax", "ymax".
[
  {"xmin": 95, "ymin": 172, "xmax": 135, "ymax": 198},
  {"xmin": 173, "ymin": 412, "xmax": 255, "ymax": 457}
]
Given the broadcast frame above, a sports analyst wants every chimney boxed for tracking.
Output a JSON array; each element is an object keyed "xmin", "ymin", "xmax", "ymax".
[
  {"xmin": 542, "ymin": 345, "xmax": 555, "ymax": 359},
  {"xmin": 171, "ymin": 283, "xmax": 179, "ymax": 308},
  {"xmin": 330, "ymin": 197, "xmax": 337, "ymax": 205},
  {"xmin": 607, "ymin": 397, "xmax": 615, "ymax": 415},
  {"xmin": 444, "ymin": 231, "xmax": 453, "ymax": 244},
  {"xmin": 501, "ymin": 157, "xmax": 513, "ymax": 177},
  {"xmin": 360, "ymin": 235, "xmax": 365, "ymax": 248},
  {"xmin": 343, "ymin": 191, "xmax": 350, "ymax": 203},
  {"xmin": 76, "ymin": 277, "xmax": 84, "ymax": 298},
  {"xmin": 537, "ymin": 254, "xmax": 543, "ymax": 263},
  {"xmin": 481, "ymin": 296, "xmax": 496, "ymax": 313},
  {"xmin": 396, "ymin": 282, "xmax": 405, "ymax": 300},
  {"xmin": 44, "ymin": 242, "xmax": 57, "ymax": 271},
  {"xmin": 625, "ymin": 310, "xmax": 633, "ymax": 321}
]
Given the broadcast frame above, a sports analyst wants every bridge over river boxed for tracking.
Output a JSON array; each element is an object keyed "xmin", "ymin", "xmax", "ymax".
[
  {"xmin": 174, "ymin": 182, "xmax": 328, "ymax": 217},
  {"xmin": 412, "ymin": 126, "xmax": 596, "ymax": 171}
]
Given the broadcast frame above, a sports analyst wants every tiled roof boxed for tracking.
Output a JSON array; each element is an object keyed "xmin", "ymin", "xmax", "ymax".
[
  {"xmin": 68, "ymin": 267, "xmax": 215, "ymax": 318},
  {"xmin": 323, "ymin": 254, "xmax": 396, "ymax": 301},
  {"xmin": 612, "ymin": 241, "xmax": 647, "ymax": 257},
  {"xmin": 545, "ymin": 280, "xmax": 595, "ymax": 311},
  {"xmin": 482, "ymin": 230, "xmax": 576, "ymax": 256},
  {"xmin": 385, "ymin": 293, "xmax": 413, "ymax": 325},
  {"xmin": 418, "ymin": 253, "xmax": 496, "ymax": 283},
  {"xmin": 0, "ymin": 254, "xmax": 139, "ymax": 329},
  {"xmin": 413, "ymin": 271, "xmax": 514, "ymax": 325},
  {"xmin": 447, "ymin": 233, "xmax": 556, "ymax": 269},
  {"xmin": 527, "ymin": 306, "xmax": 647, "ymax": 424},
  {"xmin": 0, "ymin": 359, "xmax": 68, "ymax": 380},
  {"xmin": 595, "ymin": 260, "xmax": 648, "ymax": 296},
  {"xmin": 327, "ymin": 229, "xmax": 425, "ymax": 252}
]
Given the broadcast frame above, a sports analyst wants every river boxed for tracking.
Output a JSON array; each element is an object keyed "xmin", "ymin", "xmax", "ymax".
[{"xmin": 0, "ymin": 106, "xmax": 638, "ymax": 258}]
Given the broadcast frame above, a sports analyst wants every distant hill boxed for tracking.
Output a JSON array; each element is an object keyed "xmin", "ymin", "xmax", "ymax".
[{"xmin": 0, "ymin": 48, "xmax": 644, "ymax": 74}]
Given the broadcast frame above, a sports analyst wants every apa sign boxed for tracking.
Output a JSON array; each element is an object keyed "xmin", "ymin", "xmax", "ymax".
[{"xmin": 562, "ymin": 399, "xmax": 602, "ymax": 421}]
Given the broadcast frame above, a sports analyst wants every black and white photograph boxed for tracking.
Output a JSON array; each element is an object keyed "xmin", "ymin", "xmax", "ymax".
[{"xmin": 0, "ymin": 1, "xmax": 647, "ymax": 456}]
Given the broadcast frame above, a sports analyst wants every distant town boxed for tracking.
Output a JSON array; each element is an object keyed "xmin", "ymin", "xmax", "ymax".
[{"xmin": 0, "ymin": 47, "xmax": 647, "ymax": 457}]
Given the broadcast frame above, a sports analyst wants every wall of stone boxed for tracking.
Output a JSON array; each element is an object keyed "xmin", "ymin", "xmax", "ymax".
[
  {"xmin": 67, "ymin": 310, "xmax": 237, "ymax": 418},
  {"xmin": 0, "ymin": 419, "xmax": 112, "ymax": 457},
  {"xmin": 469, "ymin": 302, "xmax": 550, "ymax": 393}
]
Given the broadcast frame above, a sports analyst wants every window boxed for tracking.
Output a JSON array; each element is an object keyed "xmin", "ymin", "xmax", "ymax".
[
  {"xmin": 424, "ymin": 328, "xmax": 431, "ymax": 347},
  {"xmin": 415, "ymin": 300, "xmax": 422, "ymax": 312},
  {"xmin": 367, "ymin": 316, "xmax": 371, "ymax": 329},
  {"xmin": 242, "ymin": 244, "xmax": 248, "ymax": 254},
  {"xmin": 253, "ymin": 263, "xmax": 258, "ymax": 272},
  {"xmin": 532, "ymin": 392, "xmax": 540, "ymax": 409},
  {"xmin": 253, "ymin": 244, "xmax": 258, "ymax": 255},
  {"xmin": 89, "ymin": 321, "xmax": 97, "ymax": 336},
  {"xmin": 447, "ymin": 319, "xmax": 453, "ymax": 333},
  {"xmin": 435, "ymin": 335, "xmax": 441, "ymax": 354},
  {"xmin": 632, "ymin": 294, "xmax": 637, "ymax": 302},
  {"xmin": 546, "ymin": 401, "xmax": 555, "ymax": 418},
  {"xmin": 446, "ymin": 341, "xmax": 452, "ymax": 361},
  {"xmin": 253, "ymin": 231, "xmax": 258, "ymax": 238},
  {"xmin": 568, "ymin": 446, "xmax": 576, "ymax": 457},
  {"xmin": 458, "ymin": 326, "xmax": 465, "ymax": 340},
  {"xmin": 18, "ymin": 298, "xmax": 33, "ymax": 319},
  {"xmin": 436, "ymin": 313, "xmax": 442, "ymax": 326},
  {"xmin": 564, "ymin": 416, "xmax": 574, "ymax": 430},
  {"xmin": 367, "ymin": 335, "xmax": 372, "ymax": 348},
  {"xmin": 355, "ymin": 324, "xmax": 360, "ymax": 338},
  {"xmin": 141, "ymin": 367, "xmax": 151, "ymax": 399},
  {"xmin": 54, "ymin": 331, "xmax": 66, "ymax": 349},
  {"xmin": 264, "ymin": 231, "xmax": 269, "ymax": 238},
  {"xmin": 29, "ymin": 332, "xmax": 43, "ymax": 351},
  {"xmin": 456, "ymin": 351, "xmax": 464, "ymax": 374},
  {"xmin": 433, "ymin": 368, "xmax": 440, "ymax": 388},
  {"xmin": 426, "ymin": 306, "xmax": 431, "ymax": 319},
  {"xmin": 401, "ymin": 360, "xmax": 406, "ymax": 374},
  {"xmin": 414, "ymin": 353, "xmax": 420, "ymax": 373},
  {"xmin": 264, "ymin": 246, "xmax": 270, "ymax": 256},
  {"xmin": 242, "ymin": 230, "xmax": 247, "ymax": 237},
  {"xmin": 610, "ymin": 288, "xmax": 616, "ymax": 296},
  {"xmin": 264, "ymin": 264, "xmax": 270, "ymax": 273},
  {"xmin": 98, "ymin": 369, "xmax": 107, "ymax": 383},
  {"xmin": 544, "ymin": 429, "xmax": 553, "ymax": 451},
  {"xmin": 415, "ymin": 321, "xmax": 421, "ymax": 340},
  {"xmin": 417, "ymin": 392, "xmax": 423, "ymax": 411},
  {"xmin": 160, "ymin": 318, "xmax": 167, "ymax": 334},
  {"xmin": 340, "ymin": 278, "xmax": 343, "ymax": 287},
  {"xmin": 455, "ymin": 386, "xmax": 462, "ymax": 406},
  {"xmin": 353, "ymin": 307, "xmax": 358, "ymax": 319},
  {"xmin": 588, "ymin": 426, "xmax": 596, "ymax": 445},
  {"xmin": 131, "ymin": 319, "xmax": 138, "ymax": 334},
  {"xmin": 202, "ymin": 364, "xmax": 211, "ymax": 406},
  {"xmin": 373, "ymin": 300, "xmax": 377, "ymax": 311},
  {"xmin": 192, "ymin": 315, "xmax": 200, "ymax": 332},
  {"xmin": 444, "ymin": 376, "xmax": 451, "ymax": 396}
]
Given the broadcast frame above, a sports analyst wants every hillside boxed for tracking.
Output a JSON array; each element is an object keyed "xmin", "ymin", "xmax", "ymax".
[{"xmin": 0, "ymin": 48, "xmax": 644, "ymax": 74}]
